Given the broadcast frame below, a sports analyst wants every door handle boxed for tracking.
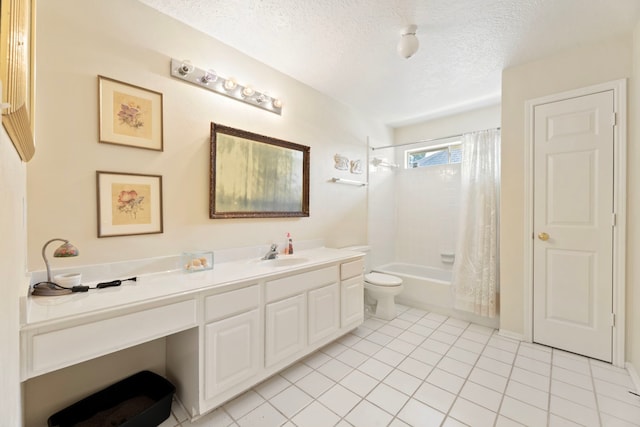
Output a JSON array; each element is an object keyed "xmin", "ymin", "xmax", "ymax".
[{"xmin": 538, "ymin": 232, "xmax": 550, "ymax": 241}]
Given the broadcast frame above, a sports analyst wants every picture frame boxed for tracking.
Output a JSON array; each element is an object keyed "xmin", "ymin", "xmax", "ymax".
[
  {"xmin": 98, "ymin": 76, "xmax": 164, "ymax": 151},
  {"xmin": 96, "ymin": 171, "xmax": 163, "ymax": 237},
  {"xmin": 210, "ymin": 123, "xmax": 310, "ymax": 219}
]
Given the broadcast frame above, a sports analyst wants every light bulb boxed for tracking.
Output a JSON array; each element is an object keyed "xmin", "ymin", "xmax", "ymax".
[
  {"xmin": 223, "ymin": 78, "xmax": 237, "ymax": 91},
  {"xmin": 272, "ymin": 98, "xmax": 282, "ymax": 109},
  {"xmin": 178, "ymin": 60, "xmax": 194, "ymax": 76},
  {"xmin": 241, "ymin": 86, "xmax": 255, "ymax": 98},
  {"xmin": 200, "ymin": 69, "xmax": 217, "ymax": 84}
]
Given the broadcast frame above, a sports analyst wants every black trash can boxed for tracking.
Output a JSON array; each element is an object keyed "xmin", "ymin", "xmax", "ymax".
[{"xmin": 47, "ymin": 370, "xmax": 175, "ymax": 427}]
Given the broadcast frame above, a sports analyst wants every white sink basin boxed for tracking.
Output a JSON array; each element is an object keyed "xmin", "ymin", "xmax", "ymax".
[{"xmin": 260, "ymin": 257, "xmax": 309, "ymax": 268}]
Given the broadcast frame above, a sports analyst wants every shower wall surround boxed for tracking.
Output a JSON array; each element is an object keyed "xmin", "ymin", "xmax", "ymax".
[
  {"xmin": 368, "ymin": 159, "xmax": 460, "ymax": 270},
  {"xmin": 368, "ymin": 104, "xmax": 500, "ymax": 270},
  {"xmin": 395, "ymin": 164, "xmax": 461, "ymax": 268}
]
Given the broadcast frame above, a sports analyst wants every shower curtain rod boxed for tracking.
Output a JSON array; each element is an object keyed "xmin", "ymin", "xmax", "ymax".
[{"xmin": 370, "ymin": 126, "xmax": 501, "ymax": 151}]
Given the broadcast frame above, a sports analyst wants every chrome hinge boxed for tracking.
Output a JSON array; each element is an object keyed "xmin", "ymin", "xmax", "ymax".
[
  {"xmin": 612, "ymin": 112, "xmax": 617, "ymax": 126},
  {"xmin": 611, "ymin": 313, "xmax": 615, "ymax": 327},
  {"xmin": 612, "ymin": 213, "xmax": 617, "ymax": 227}
]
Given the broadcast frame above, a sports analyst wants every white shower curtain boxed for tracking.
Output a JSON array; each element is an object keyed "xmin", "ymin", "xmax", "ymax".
[{"xmin": 452, "ymin": 129, "xmax": 500, "ymax": 318}]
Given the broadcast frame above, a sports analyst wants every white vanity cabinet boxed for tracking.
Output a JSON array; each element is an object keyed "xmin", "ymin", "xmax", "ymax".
[
  {"xmin": 21, "ymin": 298, "xmax": 198, "ymax": 380},
  {"xmin": 264, "ymin": 265, "xmax": 338, "ymax": 368},
  {"xmin": 341, "ymin": 259, "xmax": 365, "ymax": 327},
  {"xmin": 203, "ymin": 285, "xmax": 261, "ymax": 402},
  {"xmin": 265, "ymin": 293, "xmax": 306, "ymax": 367},
  {"xmin": 308, "ymin": 283, "xmax": 340, "ymax": 345},
  {"xmin": 22, "ymin": 248, "xmax": 365, "ymax": 423},
  {"xmin": 177, "ymin": 259, "xmax": 363, "ymax": 418}
]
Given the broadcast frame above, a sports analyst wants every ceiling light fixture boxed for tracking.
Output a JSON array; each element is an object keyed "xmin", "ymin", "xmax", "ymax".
[{"xmin": 397, "ymin": 24, "xmax": 419, "ymax": 59}]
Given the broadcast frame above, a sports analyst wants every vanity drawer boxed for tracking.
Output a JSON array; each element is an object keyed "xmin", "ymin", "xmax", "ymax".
[
  {"xmin": 341, "ymin": 258, "xmax": 364, "ymax": 280},
  {"xmin": 266, "ymin": 266, "xmax": 338, "ymax": 302},
  {"xmin": 27, "ymin": 299, "xmax": 197, "ymax": 379},
  {"xmin": 205, "ymin": 285, "xmax": 260, "ymax": 322}
]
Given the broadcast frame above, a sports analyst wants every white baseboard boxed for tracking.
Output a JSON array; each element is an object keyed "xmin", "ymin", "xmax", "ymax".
[
  {"xmin": 626, "ymin": 361, "xmax": 640, "ymax": 393},
  {"xmin": 498, "ymin": 329, "xmax": 525, "ymax": 342}
]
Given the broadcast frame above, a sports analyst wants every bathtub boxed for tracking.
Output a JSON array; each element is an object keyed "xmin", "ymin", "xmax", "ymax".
[
  {"xmin": 373, "ymin": 263, "xmax": 452, "ymax": 311},
  {"xmin": 373, "ymin": 262, "xmax": 498, "ymax": 328}
]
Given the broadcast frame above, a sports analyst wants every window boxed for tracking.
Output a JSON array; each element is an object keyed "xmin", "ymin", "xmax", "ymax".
[{"xmin": 406, "ymin": 142, "xmax": 462, "ymax": 168}]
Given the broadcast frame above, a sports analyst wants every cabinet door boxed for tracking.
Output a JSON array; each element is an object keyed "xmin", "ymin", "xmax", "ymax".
[
  {"xmin": 204, "ymin": 309, "xmax": 260, "ymax": 401},
  {"xmin": 308, "ymin": 283, "xmax": 340, "ymax": 345},
  {"xmin": 341, "ymin": 276, "xmax": 364, "ymax": 327},
  {"xmin": 265, "ymin": 294, "xmax": 306, "ymax": 367}
]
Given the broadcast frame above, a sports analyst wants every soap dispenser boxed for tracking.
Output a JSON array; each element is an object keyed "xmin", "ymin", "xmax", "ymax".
[{"xmin": 287, "ymin": 232, "xmax": 294, "ymax": 255}]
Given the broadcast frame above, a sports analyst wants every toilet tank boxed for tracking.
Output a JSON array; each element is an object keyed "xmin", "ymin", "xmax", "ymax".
[{"xmin": 341, "ymin": 245, "xmax": 371, "ymax": 272}]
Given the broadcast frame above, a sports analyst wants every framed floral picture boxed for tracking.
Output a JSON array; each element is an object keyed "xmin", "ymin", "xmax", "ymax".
[
  {"xmin": 96, "ymin": 171, "xmax": 163, "ymax": 237},
  {"xmin": 98, "ymin": 76, "xmax": 164, "ymax": 151}
]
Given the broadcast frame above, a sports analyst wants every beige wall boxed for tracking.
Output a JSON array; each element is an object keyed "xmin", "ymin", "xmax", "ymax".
[
  {"xmin": 0, "ymin": 129, "xmax": 26, "ymax": 426},
  {"xmin": 500, "ymin": 35, "xmax": 633, "ymax": 340},
  {"xmin": 628, "ymin": 22, "xmax": 640, "ymax": 375},
  {"xmin": 27, "ymin": 0, "xmax": 391, "ymax": 271},
  {"xmin": 394, "ymin": 104, "xmax": 501, "ymax": 145}
]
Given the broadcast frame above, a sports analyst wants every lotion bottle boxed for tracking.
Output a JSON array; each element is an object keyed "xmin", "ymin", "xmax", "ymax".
[{"xmin": 287, "ymin": 232, "xmax": 294, "ymax": 255}]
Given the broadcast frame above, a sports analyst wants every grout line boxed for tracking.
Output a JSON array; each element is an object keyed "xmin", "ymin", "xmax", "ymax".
[
  {"xmin": 588, "ymin": 357, "xmax": 605, "ymax": 427},
  {"xmin": 546, "ymin": 350, "xmax": 555, "ymax": 427},
  {"xmin": 438, "ymin": 320, "xmax": 474, "ymax": 426},
  {"xmin": 492, "ymin": 331, "xmax": 520, "ymax": 427}
]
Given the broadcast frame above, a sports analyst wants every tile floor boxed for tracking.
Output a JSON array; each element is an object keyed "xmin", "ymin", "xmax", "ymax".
[{"xmin": 160, "ymin": 305, "xmax": 640, "ymax": 427}]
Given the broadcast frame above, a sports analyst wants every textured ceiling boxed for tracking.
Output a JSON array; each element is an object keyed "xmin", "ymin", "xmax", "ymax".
[{"xmin": 138, "ymin": 0, "xmax": 640, "ymax": 126}]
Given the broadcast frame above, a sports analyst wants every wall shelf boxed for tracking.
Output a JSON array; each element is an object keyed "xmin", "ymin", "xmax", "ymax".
[{"xmin": 330, "ymin": 177, "xmax": 367, "ymax": 187}]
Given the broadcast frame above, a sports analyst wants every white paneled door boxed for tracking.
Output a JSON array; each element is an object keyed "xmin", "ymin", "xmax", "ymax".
[{"xmin": 533, "ymin": 90, "xmax": 615, "ymax": 362}]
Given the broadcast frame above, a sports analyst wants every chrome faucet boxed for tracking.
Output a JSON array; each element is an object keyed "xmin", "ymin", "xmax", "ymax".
[{"xmin": 262, "ymin": 244, "xmax": 279, "ymax": 260}]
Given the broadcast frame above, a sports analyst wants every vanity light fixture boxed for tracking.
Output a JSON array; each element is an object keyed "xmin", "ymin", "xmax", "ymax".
[
  {"xmin": 32, "ymin": 238, "xmax": 79, "ymax": 296},
  {"xmin": 170, "ymin": 58, "xmax": 283, "ymax": 115}
]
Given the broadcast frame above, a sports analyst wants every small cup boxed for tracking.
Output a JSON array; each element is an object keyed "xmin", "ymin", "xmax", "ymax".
[{"xmin": 54, "ymin": 273, "xmax": 82, "ymax": 287}]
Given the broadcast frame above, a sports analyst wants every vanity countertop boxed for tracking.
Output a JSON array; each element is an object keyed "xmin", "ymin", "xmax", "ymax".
[{"xmin": 22, "ymin": 247, "xmax": 363, "ymax": 328}]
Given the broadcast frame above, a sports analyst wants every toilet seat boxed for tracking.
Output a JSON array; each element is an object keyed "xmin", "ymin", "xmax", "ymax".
[{"xmin": 365, "ymin": 272, "xmax": 402, "ymax": 287}]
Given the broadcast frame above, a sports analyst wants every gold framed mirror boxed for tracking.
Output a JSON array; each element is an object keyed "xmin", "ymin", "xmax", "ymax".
[
  {"xmin": 1, "ymin": 0, "xmax": 35, "ymax": 161},
  {"xmin": 210, "ymin": 123, "xmax": 310, "ymax": 219}
]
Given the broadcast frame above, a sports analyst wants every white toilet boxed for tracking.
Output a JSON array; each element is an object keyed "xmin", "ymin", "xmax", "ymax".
[{"xmin": 344, "ymin": 245, "xmax": 404, "ymax": 321}]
